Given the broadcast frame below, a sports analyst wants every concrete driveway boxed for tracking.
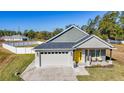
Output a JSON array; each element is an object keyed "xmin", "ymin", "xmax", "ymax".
[
  {"xmin": 20, "ymin": 67, "xmax": 77, "ymax": 81},
  {"xmin": 20, "ymin": 62, "xmax": 89, "ymax": 81}
]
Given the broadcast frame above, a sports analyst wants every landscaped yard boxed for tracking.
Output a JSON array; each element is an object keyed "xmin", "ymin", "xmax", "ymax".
[
  {"xmin": 1, "ymin": 44, "xmax": 124, "ymax": 81},
  {"xmin": 0, "ymin": 47, "xmax": 34, "ymax": 81},
  {"xmin": 77, "ymin": 44, "xmax": 124, "ymax": 81},
  {"xmin": 77, "ymin": 61, "xmax": 124, "ymax": 80}
]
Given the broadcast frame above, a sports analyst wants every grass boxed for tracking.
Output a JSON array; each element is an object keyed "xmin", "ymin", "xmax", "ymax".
[
  {"xmin": 0, "ymin": 44, "xmax": 124, "ymax": 81},
  {"xmin": 77, "ymin": 61, "xmax": 124, "ymax": 81},
  {"xmin": 0, "ymin": 47, "xmax": 34, "ymax": 81}
]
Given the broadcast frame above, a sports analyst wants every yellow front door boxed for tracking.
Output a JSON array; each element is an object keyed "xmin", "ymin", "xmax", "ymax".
[{"xmin": 73, "ymin": 49, "xmax": 82, "ymax": 63}]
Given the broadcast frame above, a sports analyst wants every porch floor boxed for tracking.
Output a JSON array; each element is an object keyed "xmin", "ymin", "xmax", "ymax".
[
  {"xmin": 81, "ymin": 60, "xmax": 112, "ymax": 67},
  {"xmin": 91, "ymin": 61, "xmax": 110, "ymax": 65}
]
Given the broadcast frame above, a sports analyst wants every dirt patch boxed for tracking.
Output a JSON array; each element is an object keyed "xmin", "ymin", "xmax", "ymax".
[
  {"xmin": 0, "ymin": 47, "xmax": 16, "ymax": 69},
  {"xmin": 107, "ymin": 44, "xmax": 124, "ymax": 64}
]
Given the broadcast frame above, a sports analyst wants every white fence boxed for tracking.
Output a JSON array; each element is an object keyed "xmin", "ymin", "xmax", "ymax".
[
  {"xmin": 107, "ymin": 39, "xmax": 124, "ymax": 44},
  {"xmin": 2, "ymin": 43, "xmax": 35, "ymax": 54},
  {"xmin": 5, "ymin": 41, "xmax": 42, "ymax": 46}
]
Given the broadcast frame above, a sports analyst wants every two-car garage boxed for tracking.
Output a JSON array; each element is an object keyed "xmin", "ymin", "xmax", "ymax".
[{"xmin": 36, "ymin": 51, "xmax": 73, "ymax": 67}]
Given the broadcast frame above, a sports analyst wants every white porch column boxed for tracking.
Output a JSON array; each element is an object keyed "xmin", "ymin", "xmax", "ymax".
[
  {"xmin": 70, "ymin": 51, "xmax": 74, "ymax": 68},
  {"xmin": 88, "ymin": 49, "xmax": 89, "ymax": 61},
  {"xmin": 35, "ymin": 52, "xmax": 38, "ymax": 67},
  {"xmin": 86, "ymin": 49, "xmax": 90, "ymax": 66},
  {"xmin": 38, "ymin": 52, "xmax": 41, "ymax": 67},
  {"xmin": 35, "ymin": 51, "xmax": 41, "ymax": 67},
  {"xmin": 82, "ymin": 49, "xmax": 85, "ymax": 64}
]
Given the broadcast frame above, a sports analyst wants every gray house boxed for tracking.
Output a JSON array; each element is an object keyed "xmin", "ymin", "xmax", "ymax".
[{"xmin": 34, "ymin": 25, "xmax": 114, "ymax": 68}]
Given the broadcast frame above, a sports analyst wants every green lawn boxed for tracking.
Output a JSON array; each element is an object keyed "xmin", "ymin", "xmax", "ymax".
[
  {"xmin": 77, "ymin": 61, "xmax": 124, "ymax": 81},
  {"xmin": 1, "ymin": 44, "xmax": 124, "ymax": 81},
  {"xmin": 0, "ymin": 47, "xmax": 34, "ymax": 81}
]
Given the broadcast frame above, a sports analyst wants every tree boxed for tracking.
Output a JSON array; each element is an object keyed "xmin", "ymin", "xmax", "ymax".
[
  {"xmin": 65, "ymin": 24, "xmax": 80, "ymax": 29},
  {"xmin": 98, "ymin": 11, "xmax": 120, "ymax": 40},
  {"xmin": 17, "ymin": 31, "xmax": 22, "ymax": 35},
  {"xmin": 81, "ymin": 15, "xmax": 100, "ymax": 34},
  {"xmin": 119, "ymin": 11, "xmax": 124, "ymax": 39},
  {"xmin": 52, "ymin": 28, "xmax": 63, "ymax": 37},
  {"xmin": 27, "ymin": 29, "xmax": 35, "ymax": 39},
  {"xmin": 35, "ymin": 32, "xmax": 44, "ymax": 40}
]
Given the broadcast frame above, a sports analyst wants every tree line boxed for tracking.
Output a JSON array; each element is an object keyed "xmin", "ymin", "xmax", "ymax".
[
  {"xmin": 0, "ymin": 11, "xmax": 124, "ymax": 41},
  {"xmin": 81, "ymin": 11, "xmax": 124, "ymax": 40},
  {"xmin": 0, "ymin": 28, "xmax": 63, "ymax": 41}
]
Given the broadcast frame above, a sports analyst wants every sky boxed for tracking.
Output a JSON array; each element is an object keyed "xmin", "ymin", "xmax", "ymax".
[{"xmin": 0, "ymin": 11, "xmax": 106, "ymax": 32}]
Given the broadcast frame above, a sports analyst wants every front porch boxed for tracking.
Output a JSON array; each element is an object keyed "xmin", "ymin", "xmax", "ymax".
[{"xmin": 73, "ymin": 48, "xmax": 113, "ymax": 67}]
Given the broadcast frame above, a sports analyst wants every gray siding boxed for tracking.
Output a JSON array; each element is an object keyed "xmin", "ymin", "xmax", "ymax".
[
  {"xmin": 50, "ymin": 27, "xmax": 87, "ymax": 42},
  {"xmin": 77, "ymin": 37, "xmax": 110, "ymax": 48}
]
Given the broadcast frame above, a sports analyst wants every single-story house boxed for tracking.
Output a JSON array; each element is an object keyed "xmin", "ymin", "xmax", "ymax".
[
  {"xmin": 1, "ymin": 35, "xmax": 29, "ymax": 41},
  {"xmin": 34, "ymin": 25, "xmax": 114, "ymax": 68}
]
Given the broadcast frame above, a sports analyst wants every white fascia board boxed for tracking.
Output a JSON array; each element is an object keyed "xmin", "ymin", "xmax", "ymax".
[
  {"xmin": 34, "ymin": 48, "xmax": 74, "ymax": 51},
  {"xmin": 110, "ymin": 47, "xmax": 117, "ymax": 50},
  {"xmin": 92, "ymin": 35, "xmax": 114, "ymax": 48},
  {"xmin": 73, "ymin": 35, "xmax": 114, "ymax": 49}
]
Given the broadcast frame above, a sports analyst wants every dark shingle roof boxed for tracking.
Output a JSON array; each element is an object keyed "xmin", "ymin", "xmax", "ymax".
[
  {"xmin": 34, "ymin": 42, "xmax": 76, "ymax": 49},
  {"xmin": 34, "ymin": 35, "xmax": 91, "ymax": 50},
  {"xmin": 76, "ymin": 35, "xmax": 91, "ymax": 44}
]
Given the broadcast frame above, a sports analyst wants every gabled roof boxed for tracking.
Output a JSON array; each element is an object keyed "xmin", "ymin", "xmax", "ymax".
[
  {"xmin": 34, "ymin": 35, "xmax": 114, "ymax": 50},
  {"xmin": 73, "ymin": 35, "xmax": 114, "ymax": 49},
  {"xmin": 34, "ymin": 35, "xmax": 90, "ymax": 50},
  {"xmin": 46, "ymin": 25, "xmax": 89, "ymax": 43},
  {"xmin": 34, "ymin": 25, "xmax": 114, "ymax": 50}
]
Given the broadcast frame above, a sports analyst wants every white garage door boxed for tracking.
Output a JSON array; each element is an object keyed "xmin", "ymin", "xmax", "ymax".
[{"xmin": 40, "ymin": 51, "xmax": 73, "ymax": 67}]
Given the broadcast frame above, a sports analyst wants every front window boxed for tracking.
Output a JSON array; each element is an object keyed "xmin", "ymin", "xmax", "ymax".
[
  {"xmin": 96, "ymin": 49, "xmax": 101, "ymax": 57},
  {"xmin": 91, "ymin": 50, "xmax": 95, "ymax": 57},
  {"xmin": 85, "ymin": 49, "xmax": 103, "ymax": 62}
]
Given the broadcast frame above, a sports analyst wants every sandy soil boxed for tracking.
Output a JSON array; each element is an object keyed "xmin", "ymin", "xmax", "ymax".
[{"xmin": 107, "ymin": 44, "xmax": 124, "ymax": 64}]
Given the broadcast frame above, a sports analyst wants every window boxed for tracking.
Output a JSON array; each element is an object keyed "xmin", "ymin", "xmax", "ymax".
[
  {"xmin": 59, "ymin": 52, "xmax": 61, "ymax": 54},
  {"xmin": 41, "ymin": 52, "xmax": 43, "ymax": 54},
  {"xmin": 91, "ymin": 50, "xmax": 95, "ymax": 57},
  {"xmin": 65, "ymin": 52, "xmax": 68, "ymax": 54},
  {"xmin": 96, "ymin": 49, "xmax": 100, "ymax": 57},
  {"xmin": 52, "ymin": 52, "xmax": 54, "ymax": 54},
  {"xmin": 48, "ymin": 52, "xmax": 51, "ymax": 54},
  {"xmin": 45, "ymin": 52, "xmax": 47, "ymax": 54},
  {"xmin": 101, "ymin": 49, "xmax": 105, "ymax": 56},
  {"xmin": 62, "ymin": 52, "xmax": 65, "ymax": 54},
  {"xmin": 55, "ymin": 52, "xmax": 58, "ymax": 54}
]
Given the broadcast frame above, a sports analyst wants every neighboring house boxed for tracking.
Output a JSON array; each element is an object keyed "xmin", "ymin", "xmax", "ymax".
[
  {"xmin": 34, "ymin": 25, "xmax": 114, "ymax": 68},
  {"xmin": 0, "ymin": 35, "xmax": 29, "ymax": 41}
]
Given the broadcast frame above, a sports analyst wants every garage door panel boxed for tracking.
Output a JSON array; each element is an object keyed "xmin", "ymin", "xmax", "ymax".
[{"xmin": 41, "ymin": 53, "xmax": 72, "ymax": 67}]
